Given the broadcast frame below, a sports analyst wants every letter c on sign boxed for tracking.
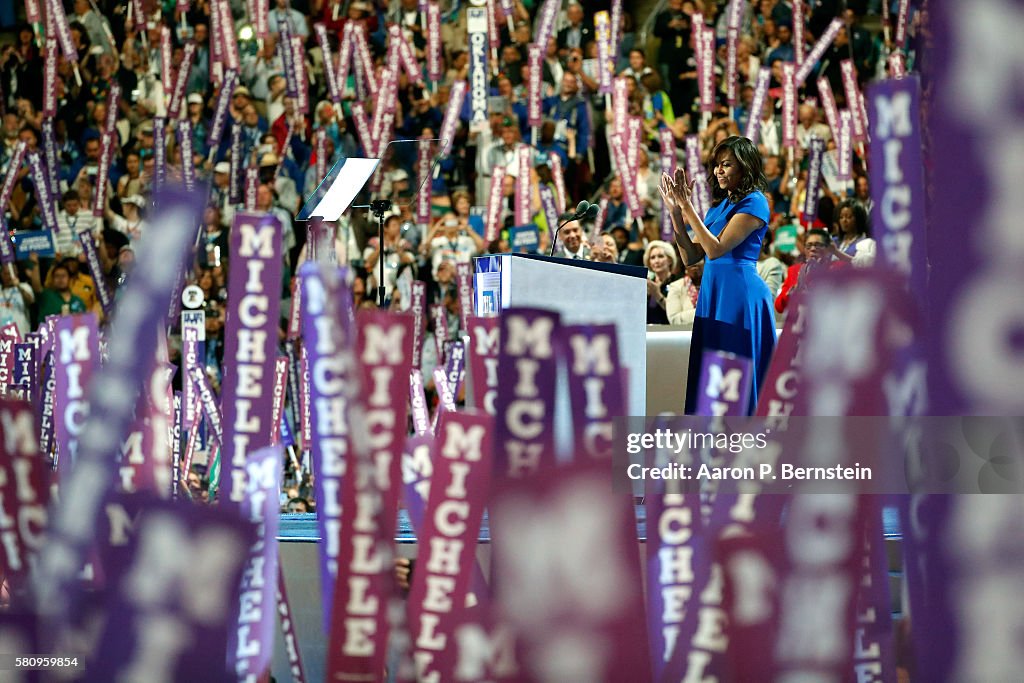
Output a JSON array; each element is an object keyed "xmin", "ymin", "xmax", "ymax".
[{"xmin": 435, "ymin": 500, "xmax": 470, "ymax": 536}]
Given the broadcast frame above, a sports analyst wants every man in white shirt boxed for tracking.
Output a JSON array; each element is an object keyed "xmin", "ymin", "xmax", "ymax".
[
  {"xmin": 796, "ymin": 103, "xmax": 832, "ymax": 149},
  {"xmin": 54, "ymin": 191, "xmax": 103, "ymax": 259}
]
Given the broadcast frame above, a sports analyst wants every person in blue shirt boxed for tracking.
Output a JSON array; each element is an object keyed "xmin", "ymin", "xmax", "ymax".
[
  {"xmin": 664, "ymin": 136, "xmax": 777, "ymax": 415},
  {"xmin": 542, "ymin": 73, "xmax": 590, "ymax": 163}
]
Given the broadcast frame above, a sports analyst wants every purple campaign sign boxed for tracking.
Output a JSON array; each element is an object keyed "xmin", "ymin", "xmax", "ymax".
[
  {"xmin": 208, "ymin": 70, "xmax": 239, "ymax": 154},
  {"xmin": 299, "ymin": 261, "xmax": 357, "ymax": 630},
  {"xmin": 562, "ymin": 323, "xmax": 625, "ymax": 460},
  {"xmin": 78, "ymin": 230, "xmax": 114, "ymax": 318},
  {"xmin": 802, "ymin": 137, "xmax": 825, "ymax": 223},
  {"xmin": 852, "ymin": 500, "xmax": 898, "ymax": 683},
  {"xmin": 409, "ymin": 369, "xmax": 432, "ymax": 436},
  {"xmin": 868, "ymin": 77, "xmax": 929, "ymax": 311},
  {"xmin": 490, "ymin": 459, "xmax": 651, "ymax": 682},
  {"xmin": 38, "ymin": 352, "xmax": 55, "ymax": 460},
  {"xmin": 9, "ymin": 342, "xmax": 33, "ymax": 397},
  {"xmin": 85, "ymin": 498, "xmax": 255, "ymax": 683},
  {"xmin": 219, "ymin": 212, "xmax": 283, "ymax": 508},
  {"xmin": 189, "ymin": 363, "xmax": 224, "ymax": 450},
  {"xmin": 52, "ymin": 313, "xmax": 100, "ymax": 478},
  {"xmin": 696, "ymin": 350, "xmax": 753, "ymax": 417},
  {"xmin": 643, "ymin": 423, "xmax": 703, "ymax": 681},
  {"xmin": 495, "ymin": 308, "xmax": 559, "ymax": 479},
  {"xmin": 227, "ymin": 445, "xmax": 282, "ymax": 682},
  {"xmin": 33, "ymin": 188, "xmax": 203, "ymax": 617}
]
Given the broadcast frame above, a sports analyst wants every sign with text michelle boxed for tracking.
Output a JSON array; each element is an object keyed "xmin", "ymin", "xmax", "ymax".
[
  {"xmin": 220, "ymin": 212, "xmax": 283, "ymax": 507},
  {"xmin": 562, "ymin": 323, "xmax": 625, "ymax": 460},
  {"xmin": 299, "ymin": 261, "xmax": 358, "ymax": 631},
  {"xmin": 327, "ymin": 310, "xmax": 413, "ymax": 680},
  {"xmin": 490, "ymin": 459, "xmax": 651, "ymax": 682},
  {"xmin": 495, "ymin": 308, "xmax": 559, "ymax": 479},
  {"xmin": 32, "ymin": 188, "xmax": 203, "ymax": 620},
  {"xmin": 227, "ymin": 445, "xmax": 282, "ymax": 683},
  {"xmin": 467, "ymin": 315, "xmax": 499, "ymax": 416},
  {"xmin": 407, "ymin": 411, "xmax": 494, "ymax": 682},
  {"xmin": 0, "ymin": 400, "xmax": 50, "ymax": 596},
  {"xmin": 85, "ymin": 498, "xmax": 255, "ymax": 683},
  {"xmin": 868, "ymin": 76, "xmax": 928, "ymax": 305},
  {"xmin": 642, "ymin": 415, "xmax": 703, "ymax": 681},
  {"xmin": 53, "ymin": 313, "xmax": 100, "ymax": 478}
]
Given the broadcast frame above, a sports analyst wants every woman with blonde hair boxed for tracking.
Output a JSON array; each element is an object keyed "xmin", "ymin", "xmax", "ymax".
[{"xmin": 644, "ymin": 239, "xmax": 680, "ymax": 324}]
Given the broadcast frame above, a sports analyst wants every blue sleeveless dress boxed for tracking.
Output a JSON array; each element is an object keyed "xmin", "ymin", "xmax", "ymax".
[{"xmin": 684, "ymin": 191, "xmax": 777, "ymax": 415}]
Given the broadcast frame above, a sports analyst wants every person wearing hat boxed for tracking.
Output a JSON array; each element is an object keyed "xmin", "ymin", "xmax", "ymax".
[
  {"xmin": 104, "ymin": 194, "xmax": 148, "ymax": 244},
  {"xmin": 185, "ymin": 93, "xmax": 210, "ymax": 157},
  {"xmin": 230, "ymin": 86, "xmax": 254, "ymax": 123},
  {"xmin": 210, "ymin": 161, "xmax": 237, "ymax": 228}
]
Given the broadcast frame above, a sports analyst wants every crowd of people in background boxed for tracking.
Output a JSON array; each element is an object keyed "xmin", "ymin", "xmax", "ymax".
[{"xmin": 0, "ymin": 0, "xmax": 919, "ymax": 508}]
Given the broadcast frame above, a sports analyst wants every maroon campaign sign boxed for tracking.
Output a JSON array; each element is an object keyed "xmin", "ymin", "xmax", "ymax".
[
  {"xmin": 0, "ymin": 400, "xmax": 49, "ymax": 596},
  {"xmin": 755, "ymin": 289, "xmax": 811, "ymax": 425},
  {"xmin": 490, "ymin": 459, "xmax": 651, "ymax": 682},
  {"xmin": 561, "ymin": 323, "xmax": 625, "ymax": 460},
  {"xmin": 495, "ymin": 309, "xmax": 559, "ymax": 479},
  {"xmin": 220, "ymin": 212, "xmax": 283, "ymax": 507},
  {"xmin": 407, "ymin": 411, "xmax": 493, "ymax": 682},
  {"xmin": 326, "ymin": 311, "xmax": 413, "ymax": 680},
  {"xmin": 467, "ymin": 316, "xmax": 499, "ymax": 415}
]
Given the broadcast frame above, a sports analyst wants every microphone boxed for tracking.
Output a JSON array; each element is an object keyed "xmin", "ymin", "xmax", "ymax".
[{"xmin": 548, "ymin": 200, "xmax": 593, "ymax": 257}]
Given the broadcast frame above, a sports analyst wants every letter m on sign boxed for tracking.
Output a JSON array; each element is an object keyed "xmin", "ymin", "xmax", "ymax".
[
  {"xmin": 59, "ymin": 324, "xmax": 93, "ymax": 364},
  {"xmin": 237, "ymin": 218, "xmax": 278, "ymax": 259},
  {"xmin": 705, "ymin": 363, "xmax": 744, "ymax": 402}
]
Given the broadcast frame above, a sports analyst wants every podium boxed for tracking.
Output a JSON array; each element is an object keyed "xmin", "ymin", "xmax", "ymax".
[{"xmin": 473, "ymin": 253, "xmax": 648, "ymax": 416}]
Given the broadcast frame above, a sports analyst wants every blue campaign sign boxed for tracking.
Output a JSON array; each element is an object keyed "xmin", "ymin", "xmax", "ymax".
[
  {"xmin": 508, "ymin": 224, "xmax": 540, "ymax": 253},
  {"xmin": 13, "ymin": 230, "xmax": 55, "ymax": 258}
]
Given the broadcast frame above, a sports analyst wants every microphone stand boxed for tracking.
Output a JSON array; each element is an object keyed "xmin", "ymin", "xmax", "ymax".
[{"xmin": 370, "ymin": 198, "xmax": 392, "ymax": 308}]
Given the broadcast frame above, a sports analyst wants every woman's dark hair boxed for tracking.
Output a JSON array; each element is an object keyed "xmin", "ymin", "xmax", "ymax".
[
  {"xmin": 833, "ymin": 198, "xmax": 870, "ymax": 237},
  {"xmin": 707, "ymin": 136, "xmax": 768, "ymax": 204}
]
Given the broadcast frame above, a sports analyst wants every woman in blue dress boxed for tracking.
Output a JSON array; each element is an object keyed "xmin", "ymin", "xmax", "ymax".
[{"xmin": 661, "ymin": 136, "xmax": 777, "ymax": 415}]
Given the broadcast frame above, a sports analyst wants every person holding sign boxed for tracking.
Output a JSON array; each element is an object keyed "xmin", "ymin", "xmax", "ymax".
[{"xmin": 662, "ymin": 135, "xmax": 776, "ymax": 415}]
